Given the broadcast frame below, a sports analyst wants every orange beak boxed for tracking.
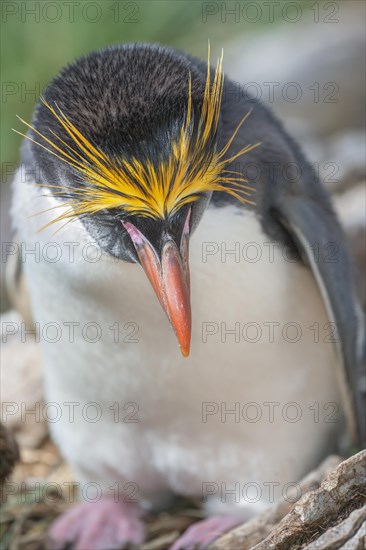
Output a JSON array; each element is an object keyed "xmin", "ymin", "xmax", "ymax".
[{"xmin": 123, "ymin": 210, "xmax": 191, "ymax": 357}]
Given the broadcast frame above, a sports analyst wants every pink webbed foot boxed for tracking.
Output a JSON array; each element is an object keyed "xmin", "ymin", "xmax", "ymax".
[
  {"xmin": 48, "ymin": 498, "xmax": 146, "ymax": 550},
  {"xmin": 170, "ymin": 516, "xmax": 243, "ymax": 550}
]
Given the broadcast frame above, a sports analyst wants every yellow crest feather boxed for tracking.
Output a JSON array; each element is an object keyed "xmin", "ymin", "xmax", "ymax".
[{"xmin": 14, "ymin": 48, "xmax": 259, "ymax": 229}]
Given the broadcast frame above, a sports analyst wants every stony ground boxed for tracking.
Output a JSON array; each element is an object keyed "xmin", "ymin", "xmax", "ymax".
[
  {"xmin": 1, "ymin": 438, "xmax": 365, "ymax": 549},
  {"xmin": 1, "ymin": 437, "xmax": 204, "ymax": 549}
]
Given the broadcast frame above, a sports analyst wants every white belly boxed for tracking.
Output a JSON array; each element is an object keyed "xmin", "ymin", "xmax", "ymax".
[{"xmin": 12, "ymin": 175, "xmax": 343, "ymax": 516}]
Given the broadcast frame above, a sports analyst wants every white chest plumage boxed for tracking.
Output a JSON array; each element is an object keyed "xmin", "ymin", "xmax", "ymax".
[{"xmin": 12, "ymin": 172, "xmax": 343, "ymax": 517}]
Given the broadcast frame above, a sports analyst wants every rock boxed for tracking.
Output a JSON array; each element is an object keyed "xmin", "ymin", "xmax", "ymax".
[
  {"xmin": 0, "ymin": 422, "xmax": 19, "ymax": 487},
  {"xmin": 333, "ymin": 183, "xmax": 366, "ymax": 231},
  {"xmin": 251, "ymin": 450, "xmax": 365, "ymax": 549},
  {"xmin": 0, "ymin": 310, "xmax": 47, "ymax": 448},
  {"xmin": 302, "ymin": 505, "xmax": 366, "ymax": 549},
  {"xmin": 214, "ymin": 451, "xmax": 365, "ymax": 549},
  {"xmin": 213, "ymin": 455, "xmax": 342, "ymax": 549},
  {"xmin": 339, "ymin": 519, "xmax": 366, "ymax": 550},
  {"xmin": 226, "ymin": 1, "xmax": 365, "ymax": 141},
  {"xmin": 332, "ymin": 182, "xmax": 366, "ymax": 309},
  {"xmin": 323, "ymin": 131, "xmax": 366, "ymax": 192}
]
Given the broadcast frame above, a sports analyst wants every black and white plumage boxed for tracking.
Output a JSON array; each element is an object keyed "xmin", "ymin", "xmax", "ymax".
[{"xmin": 12, "ymin": 44, "xmax": 365, "ymax": 549}]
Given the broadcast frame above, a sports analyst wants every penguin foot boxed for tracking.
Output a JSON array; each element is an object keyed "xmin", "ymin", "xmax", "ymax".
[
  {"xmin": 170, "ymin": 515, "xmax": 243, "ymax": 549},
  {"xmin": 47, "ymin": 498, "xmax": 145, "ymax": 550}
]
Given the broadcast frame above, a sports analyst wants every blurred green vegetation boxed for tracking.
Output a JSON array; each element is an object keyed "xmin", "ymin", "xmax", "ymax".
[{"xmin": 1, "ymin": 0, "xmax": 316, "ymax": 169}]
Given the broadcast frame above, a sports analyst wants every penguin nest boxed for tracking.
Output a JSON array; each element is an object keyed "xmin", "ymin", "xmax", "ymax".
[
  {"xmin": 0, "ymin": 436, "xmax": 202, "ymax": 550},
  {"xmin": 2, "ymin": 434, "xmax": 365, "ymax": 550}
]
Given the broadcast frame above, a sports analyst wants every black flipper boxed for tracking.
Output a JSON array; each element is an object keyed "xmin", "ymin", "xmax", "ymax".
[{"xmin": 275, "ymin": 195, "xmax": 365, "ymax": 446}]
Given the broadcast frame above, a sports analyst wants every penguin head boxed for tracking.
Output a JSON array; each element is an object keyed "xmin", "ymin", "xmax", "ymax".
[{"xmin": 18, "ymin": 44, "xmax": 254, "ymax": 356}]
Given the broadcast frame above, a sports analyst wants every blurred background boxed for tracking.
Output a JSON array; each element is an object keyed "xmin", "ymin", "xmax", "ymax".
[{"xmin": 1, "ymin": 1, "xmax": 365, "ymax": 547}]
